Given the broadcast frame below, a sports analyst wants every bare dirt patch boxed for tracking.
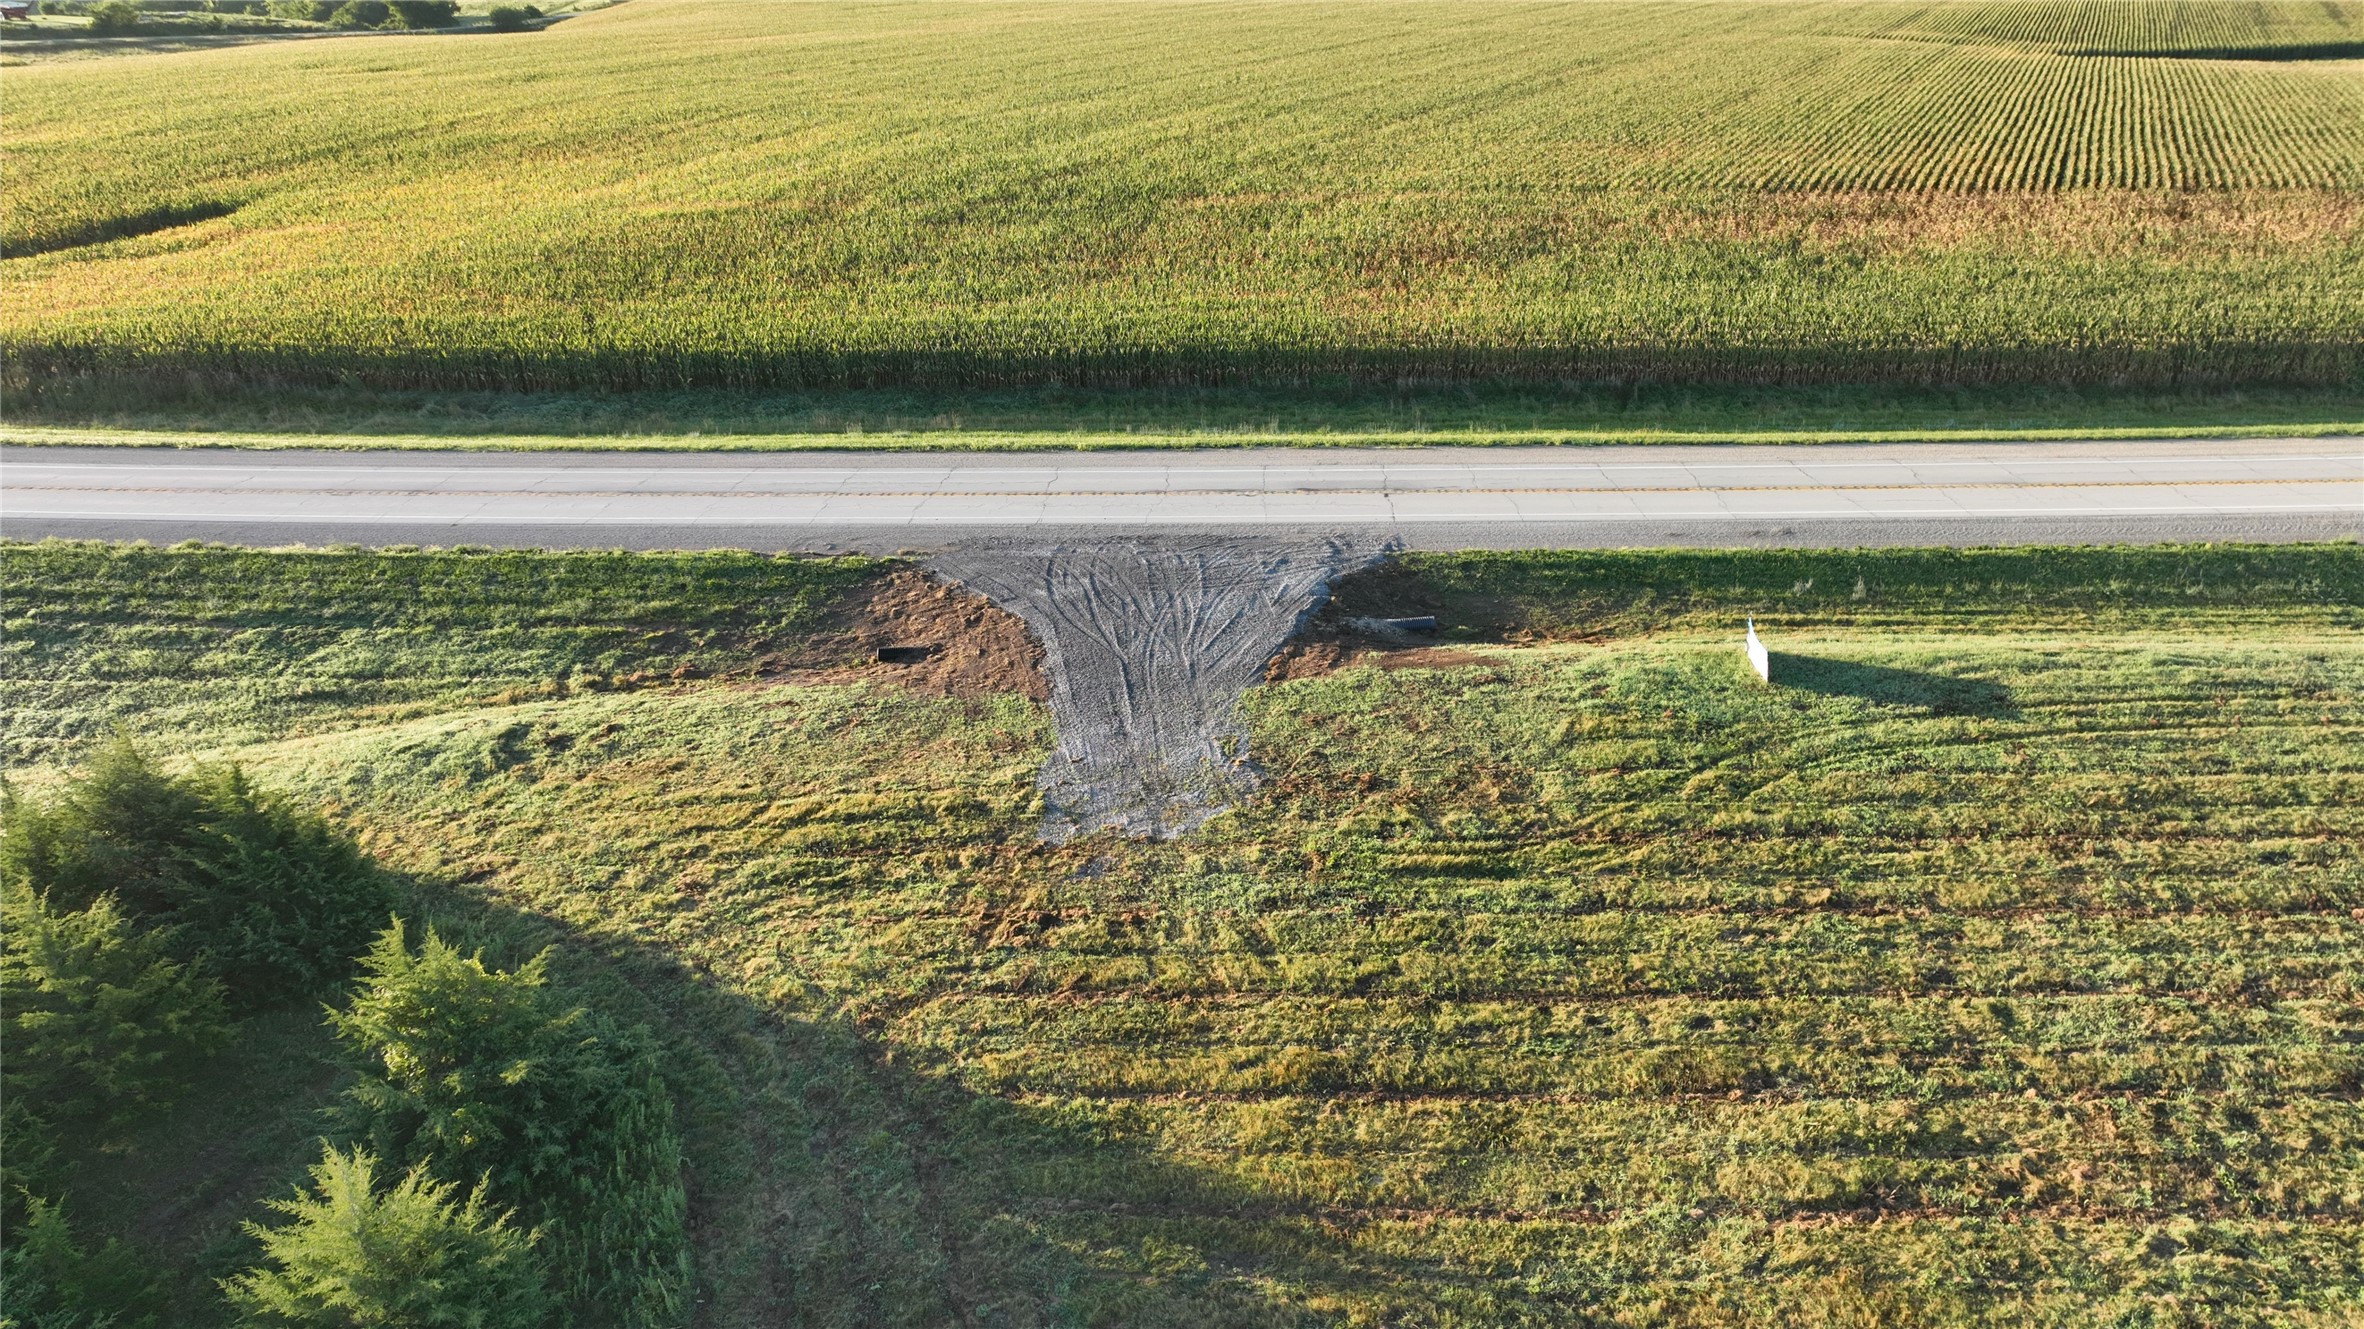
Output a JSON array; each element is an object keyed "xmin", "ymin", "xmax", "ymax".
[{"xmin": 759, "ymin": 568, "xmax": 1047, "ymax": 701}]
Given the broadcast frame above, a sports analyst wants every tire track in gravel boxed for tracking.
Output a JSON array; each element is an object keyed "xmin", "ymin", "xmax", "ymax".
[{"xmin": 931, "ymin": 536, "xmax": 1386, "ymax": 842}]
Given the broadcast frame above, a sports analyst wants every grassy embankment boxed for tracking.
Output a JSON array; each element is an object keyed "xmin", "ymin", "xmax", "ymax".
[
  {"xmin": 3, "ymin": 0, "xmax": 2362, "ymax": 446},
  {"xmin": 7, "ymin": 381, "xmax": 2364, "ymax": 451},
  {"xmin": 6, "ymin": 538, "xmax": 2361, "ymax": 1324}
]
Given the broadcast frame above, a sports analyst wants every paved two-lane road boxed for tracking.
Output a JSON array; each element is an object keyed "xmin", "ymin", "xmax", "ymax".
[{"xmin": 3, "ymin": 440, "xmax": 2356, "ymax": 551}]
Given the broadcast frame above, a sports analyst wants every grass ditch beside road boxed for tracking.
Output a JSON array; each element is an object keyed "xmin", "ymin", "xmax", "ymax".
[
  {"xmin": 4, "ymin": 538, "xmax": 2360, "ymax": 1324},
  {"xmin": 5, "ymin": 382, "xmax": 2362, "ymax": 451},
  {"xmin": 0, "ymin": 541, "xmax": 875, "ymax": 767}
]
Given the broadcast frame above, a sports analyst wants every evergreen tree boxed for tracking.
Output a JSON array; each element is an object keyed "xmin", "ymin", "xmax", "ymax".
[
  {"xmin": 0, "ymin": 1197, "xmax": 167, "ymax": 1329},
  {"xmin": 222, "ymin": 1145, "xmax": 551, "ymax": 1329},
  {"xmin": 331, "ymin": 923, "xmax": 687, "ymax": 1328},
  {"xmin": 0, "ymin": 888, "xmax": 231, "ymax": 1130},
  {"xmin": 2, "ymin": 744, "xmax": 389, "ymax": 1010}
]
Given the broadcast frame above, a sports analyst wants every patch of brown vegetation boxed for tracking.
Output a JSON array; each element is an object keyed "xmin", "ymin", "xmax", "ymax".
[
  {"xmin": 1265, "ymin": 557, "xmax": 1628, "ymax": 680},
  {"xmin": 758, "ymin": 567, "xmax": 1048, "ymax": 701},
  {"xmin": 1267, "ymin": 561, "xmax": 1503, "ymax": 681},
  {"xmin": 1641, "ymin": 189, "xmax": 2364, "ymax": 255},
  {"xmin": 1266, "ymin": 639, "xmax": 1489, "ymax": 681},
  {"xmin": 1324, "ymin": 557, "xmax": 1454, "ymax": 624}
]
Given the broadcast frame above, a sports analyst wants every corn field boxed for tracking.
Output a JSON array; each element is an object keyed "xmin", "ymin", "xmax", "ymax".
[{"xmin": 2, "ymin": 0, "xmax": 2360, "ymax": 391}]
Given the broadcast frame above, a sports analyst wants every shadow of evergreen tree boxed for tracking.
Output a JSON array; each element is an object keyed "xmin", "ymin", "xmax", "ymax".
[{"xmin": 398, "ymin": 876, "xmax": 1369, "ymax": 1329}]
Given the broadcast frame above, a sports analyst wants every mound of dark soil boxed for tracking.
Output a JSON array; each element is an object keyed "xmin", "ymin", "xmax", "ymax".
[{"xmin": 758, "ymin": 567, "xmax": 1047, "ymax": 701}]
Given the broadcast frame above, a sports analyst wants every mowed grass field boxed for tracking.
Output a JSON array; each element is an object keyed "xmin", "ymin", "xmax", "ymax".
[
  {"xmin": 6, "ymin": 540, "xmax": 2362, "ymax": 1325},
  {"xmin": 3, "ymin": 0, "xmax": 2363, "ymax": 411}
]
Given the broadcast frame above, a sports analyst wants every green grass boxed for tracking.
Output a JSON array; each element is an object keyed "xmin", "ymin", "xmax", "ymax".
[
  {"xmin": 7, "ymin": 539, "xmax": 2362, "ymax": 1324},
  {"xmin": 6, "ymin": 381, "xmax": 2363, "ymax": 450},
  {"xmin": 0, "ymin": 540, "xmax": 876, "ymax": 768},
  {"xmin": 3, "ymin": 0, "xmax": 2362, "ymax": 411}
]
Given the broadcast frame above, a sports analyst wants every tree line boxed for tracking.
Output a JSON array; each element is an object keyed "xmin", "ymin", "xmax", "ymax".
[{"xmin": 48, "ymin": 1, "xmax": 533, "ymax": 35}]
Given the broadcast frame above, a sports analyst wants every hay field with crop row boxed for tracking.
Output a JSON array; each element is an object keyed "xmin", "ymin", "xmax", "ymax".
[
  {"xmin": 7, "ymin": 539, "xmax": 2361, "ymax": 1324},
  {"xmin": 3, "ymin": 0, "xmax": 2362, "ymax": 403}
]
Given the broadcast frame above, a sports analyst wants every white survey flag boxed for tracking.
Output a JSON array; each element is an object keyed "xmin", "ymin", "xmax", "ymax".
[{"xmin": 1745, "ymin": 617, "xmax": 1770, "ymax": 683}]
